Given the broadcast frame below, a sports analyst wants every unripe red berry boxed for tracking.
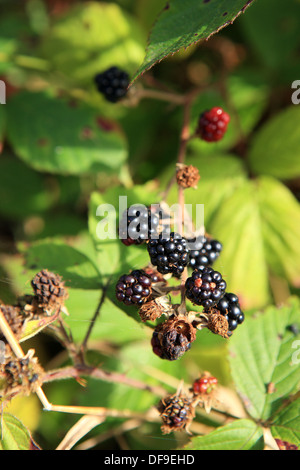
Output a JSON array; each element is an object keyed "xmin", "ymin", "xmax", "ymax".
[{"xmin": 197, "ymin": 107, "xmax": 230, "ymax": 142}]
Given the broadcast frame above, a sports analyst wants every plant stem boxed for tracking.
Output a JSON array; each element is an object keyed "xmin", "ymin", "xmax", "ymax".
[{"xmin": 41, "ymin": 364, "xmax": 166, "ymax": 397}]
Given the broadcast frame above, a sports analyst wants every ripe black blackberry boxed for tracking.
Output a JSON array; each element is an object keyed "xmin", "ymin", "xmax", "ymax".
[
  {"xmin": 188, "ymin": 235, "xmax": 222, "ymax": 269},
  {"xmin": 115, "ymin": 270, "xmax": 152, "ymax": 306},
  {"xmin": 185, "ymin": 267, "xmax": 226, "ymax": 309},
  {"xmin": 94, "ymin": 66, "xmax": 129, "ymax": 103},
  {"xmin": 147, "ymin": 232, "xmax": 189, "ymax": 277},
  {"xmin": 119, "ymin": 205, "xmax": 160, "ymax": 246},
  {"xmin": 215, "ymin": 293, "xmax": 244, "ymax": 333}
]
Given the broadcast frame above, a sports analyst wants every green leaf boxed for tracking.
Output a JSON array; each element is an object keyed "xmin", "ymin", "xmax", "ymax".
[
  {"xmin": 257, "ymin": 177, "xmax": 300, "ymax": 287},
  {"xmin": 6, "ymin": 91, "xmax": 128, "ymax": 175},
  {"xmin": 211, "ymin": 177, "xmax": 300, "ymax": 308},
  {"xmin": 64, "ymin": 288, "xmax": 147, "ymax": 344},
  {"xmin": 39, "ymin": 2, "xmax": 146, "ymax": 85},
  {"xmin": 211, "ymin": 180, "xmax": 270, "ymax": 309},
  {"xmin": 0, "ymin": 414, "xmax": 32, "ymax": 450},
  {"xmin": 271, "ymin": 399, "xmax": 300, "ymax": 448},
  {"xmin": 22, "ymin": 239, "xmax": 102, "ymax": 290},
  {"xmin": 249, "ymin": 106, "xmax": 300, "ymax": 179},
  {"xmin": 133, "ymin": 0, "xmax": 256, "ymax": 81},
  {"xmin": 0, "ymin": 155, "xmax": 55, "ymax": 220},
  {"xmin": 184, "ymin": 419, "xmax": 264, "ymax": 450},
  {"xmin": 240, "ymin": 0, "xmax": 300, "ymax": 72},
  {"xmin": 162, "ymin": 153, "xmax": 247, "ymax": 228},
  {"xmin": 229, "ymin": 298, "xmax": 300, "ymax": 422}
]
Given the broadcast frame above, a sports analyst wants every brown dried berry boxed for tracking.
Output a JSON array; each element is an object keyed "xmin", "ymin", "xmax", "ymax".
[
  {"xmin": 139, "ymin": 299, "xmax": 165, "ymax": 322},
  {"xmin": 31, "ymin": 269, "xmax": 68, "ymax": 313},
  {"xmin": 0, "ymin": 350, "xmax": 44, "ymax": 400},
  {"xmin": 158, "ymin": 392, "xmax": 195, "ymax": 434},
  {"xmin": 206, "ymin": 308, "xmax": 230, "ymax": 338},
  {"xmin": 176, "ymin": 164, "xmax": 200, "ymax": 189},
  {"xmin": 151, "ymin": 314, "xmax": 197, "ymax": 361}
]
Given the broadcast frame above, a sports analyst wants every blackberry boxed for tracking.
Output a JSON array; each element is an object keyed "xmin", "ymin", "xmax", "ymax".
[
  {"xmin": 185, "ymin": 267, "xmax": 226, "ymax": 309},
  {"xmin": 158, "ymin": 393, "xmax": 195, "ymax": 434},
  {"xmin": 188, "ymin": 235, "xmax": 222, "ymax": 269},
  {"xmin": 215, "ymin": 292, "xmax": 244, "ymax": 333},
  {"xmin": 196, "ymin": 107, "xmax": 230, "ymax": 142},
  {"xmin": 119, "ymin": 205, "xmax": 159, "ymax": 246},
  {"xmin": 115, "ymin": 270, "xmax": 152, "ymax": 306},
  {"xmin": 94, "ymin": 66, "xmax": 129, "ymax": 103},
  {"xmin": 147, "ymin": 232, "xmax": 189, "ymax": 277}
]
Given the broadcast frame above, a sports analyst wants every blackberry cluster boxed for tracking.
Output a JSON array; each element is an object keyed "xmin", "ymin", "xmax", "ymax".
[
  {"xmin": 185, "ymin": 266, "xmax": 226, "ymax": 309},
  {"xmin": 115, "ymin": 270, "xmax": 152, "ymax": 306},
  {"xmin": 119, "ymin": 205, "xmax": 160, "ymax": 246},
  {"xmin": 147, "ymin": 232, "xmax": 189, "ymax": 277},
  {"xmin": 94, "ymin": 66, "xmax": 129, "ymax": 103},
  {"xmin": 196, "ymin": 107, "xmax": 230, "ymax": 142},
  {"xmin": 215, "ymin": 293, "xmax": 244, "ymax": 334},
  {"xmin": 188, "ymin": 235, "xmax": 222, "ymax": 269}
]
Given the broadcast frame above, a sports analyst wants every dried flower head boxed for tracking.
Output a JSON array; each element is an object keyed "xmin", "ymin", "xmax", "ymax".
[
  {"xmin": 206, "ymin": 308, "xmax": 230, "ymax": 338},
  {"xmin": 0, "ymin": 350, "xmax": 44, "ymax": 401},
  {"xmin": 31, "ymin": 269, "xmax": 68, "ymax": 314},
  {"xmin": 176, "ymin": 164, "xmax": 200, "ymax": 189}
]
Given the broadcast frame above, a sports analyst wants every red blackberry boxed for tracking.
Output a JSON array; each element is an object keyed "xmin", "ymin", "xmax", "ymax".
[
  {"xmin": 147, "ymin": 232, "xmax": 189, "ymax": 277},
  {"xmin": 188, "ymin": 235, "xmax": 222, "ymax": 269},
  {"xmin": 185, "ymin": 267, "xmax": 226, "ymax": 309},
  {"xmin": 94, "ymin": 66, "xmax": 129, "ymax": 103},
  {"xmin": 119, "ymin": 205, "xmax": 159, "ymax": 246},
  {"xmin": 215, "ymin": 292, "xmax": 244, "ymax": 333},
  {"xmin": 115, "ymin": 270, "xmax": 152, "ymax": 306},
  {"xmin": 196, "ymin": 107, "xmax": 230, "ymax": 142},
  {"xmin": 193, "ymin": 375, "xmax": 218, "ymax": 395}
]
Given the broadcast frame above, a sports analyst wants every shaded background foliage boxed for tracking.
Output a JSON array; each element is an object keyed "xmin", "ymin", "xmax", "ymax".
[{"xmin": 0, "ymin": 0, "xmax": 299, "ymax": 450}]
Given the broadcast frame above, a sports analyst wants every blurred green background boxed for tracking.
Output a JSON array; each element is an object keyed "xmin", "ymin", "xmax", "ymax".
[{"xmin": 0, "ymin": 0, "xmax": 300, "ymax": 450}]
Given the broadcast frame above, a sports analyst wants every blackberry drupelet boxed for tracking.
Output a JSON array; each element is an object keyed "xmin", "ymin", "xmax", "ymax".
[
  {"xmin": 119, "ymin": 205, "xmax": 160, "ymax": 246},
  {"xmin": 147, "ymin": 232, "xmax": 189, "ymax": 277},
  {"xmin": 185, "ymin": 266, "xmax": 226, "ymax": 308},
  {"xmin": 94, "ymin": 66, "xmax": 129, "ymax": 103},
  {"xmin": 115, "ymin": 270, "xmax": 152, "ymax": 306},
  {"xmin": 196, "ymin": 107, "xmax": 230, "ymax": 142},
  {"xmin": 216, "ymin": 292, "xmax": 244, "ymax": 333},
  {"xmin": 188, "ymin": 235, "xmax": 222, "ymax": 269}
]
